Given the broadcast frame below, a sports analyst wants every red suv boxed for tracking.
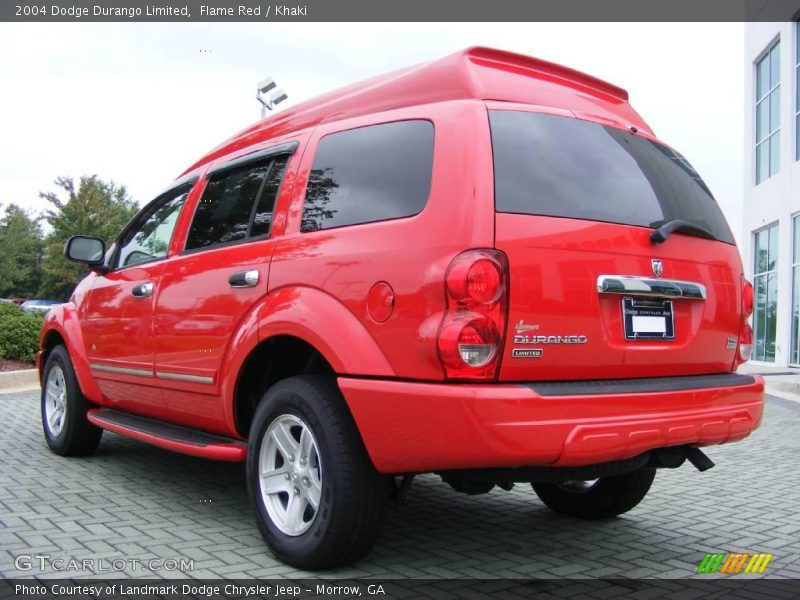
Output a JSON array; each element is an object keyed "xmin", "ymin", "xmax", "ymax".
[{"xmin": 39, "ymin": 47, "xmax": 763, "ymax": 569}]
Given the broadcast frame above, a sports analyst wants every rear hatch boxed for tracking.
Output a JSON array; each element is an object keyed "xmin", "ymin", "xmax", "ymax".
[{"xmin": 489, "ymin": 108, "xmax": 743, "ymax": 381}]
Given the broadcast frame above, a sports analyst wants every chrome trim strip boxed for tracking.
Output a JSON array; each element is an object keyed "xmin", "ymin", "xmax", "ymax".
[
  {"xmin": 155, "ymin": 371, "xmax": 214, "ymax": 384},
  {"xmin": 597, "ymin": 275, "xmax": 707, "ymax": 300},
  {"xmin": 90, "ymin": 364, "xmax": 153, "ymax": 377}
]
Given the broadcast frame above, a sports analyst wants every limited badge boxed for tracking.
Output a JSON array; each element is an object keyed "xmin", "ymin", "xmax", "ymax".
[{"xmin": 512, "ymin": 348, "xmax": 543, "ymax": 358}]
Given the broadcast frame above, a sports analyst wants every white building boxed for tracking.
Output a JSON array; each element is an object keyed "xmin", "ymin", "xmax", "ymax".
[{"xmin": 743, "ymin": 22, "xmax": 800, "ymax": 367}]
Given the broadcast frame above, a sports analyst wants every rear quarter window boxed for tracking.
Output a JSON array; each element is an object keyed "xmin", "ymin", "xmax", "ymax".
[{"xmin": 301, "ymin": 120, "xmax": 434, "ymax": 232}]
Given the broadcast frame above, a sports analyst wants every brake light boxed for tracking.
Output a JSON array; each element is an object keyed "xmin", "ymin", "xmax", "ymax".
[
  {"xmin": 734, "ymin": 278, "xmax": 755, "ymax": 368},
  {"xmin": 437, "ymin": 250, "xmax": 508, "ymax": 379}
]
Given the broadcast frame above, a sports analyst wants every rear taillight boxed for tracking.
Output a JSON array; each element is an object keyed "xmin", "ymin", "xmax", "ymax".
[
  {"xmin": 742, "ymin": 278, "xmax": 754, "ymax": 318},
  {"xmin": 437, "ymin": 249, "xmax": 508, "ymax": 379},
  {"xmin": 734, "ymin": 278, "xmax": 755, "ymax": 367}
]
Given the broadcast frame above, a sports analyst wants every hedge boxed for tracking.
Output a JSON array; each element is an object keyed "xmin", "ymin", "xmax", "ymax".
[{"xmin": 0, "ymin": 306, "xmax": 43, "ymax": 363}]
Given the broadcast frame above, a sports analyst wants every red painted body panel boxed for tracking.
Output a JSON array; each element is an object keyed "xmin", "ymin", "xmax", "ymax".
[
  {"xmin": 38, "ymin": 47, "xmax": 764, "ymax": 472},
  {"xmin": 339, "ymin": 376, "xmax": 765, "ymax": 473},
  {"xmin": 495, "ymin": 214, "xmax": 743, "ymax": 381}
]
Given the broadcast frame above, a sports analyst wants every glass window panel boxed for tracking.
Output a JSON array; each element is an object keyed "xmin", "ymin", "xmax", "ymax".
[
  {"xmin": 792, "ymin": 265, "xmax": 800, "ymax": 365},
  {"xmin": 117, "ymin": 188, "xmax": 188, "ymax": 268},
  {"xmin": 769, "ymin": 89, "xmax": 780, "ymax": 132},
  {"xmin": 753, "ymin": 274, "xmax": 767, "ymax": 361},
  {"xmin": 756, "ymin": 99, "xmax": 768, "ymax": 141},
  {"xmin": 250, "ymin": 156, "xmax": 289, "ymax": 238},
  {"xmin": 757, "ymin": 56, "xmax": 770, "ymax": 99},
  {"xmin": 186, "ymin": 163, "xmax": 269, "ymax": 250},
  {"xmin": 302, "ymin": 120, "xmax": 435, "ymax": 232},
  {"xmin": 770, "ymin": 42, "xmax": 780, "ymax": 88},
  {"xmin": 794, "ymin": 214, "xmax": 800, "ymax": 263},
  {"xmin": 769, "ymin": 132, "xmax": 780, "ymax": 176},
  {"xmin": 768, "ymin": 224, "xmax": 779, "ymax": 270},
  {"xmin": 755, "ymin": 228, "xmax": 769, "ymax": 274},
  {"xmin": 796, "ymin": 112, "xmax": 799, "ymax": 162},
  {"xmin": 766, "ymin": 271, "xmax": 778, "ymax": 361},
  {"xmin": 756, "ymin": 142, "xmax": 768, "ymax": 184}
]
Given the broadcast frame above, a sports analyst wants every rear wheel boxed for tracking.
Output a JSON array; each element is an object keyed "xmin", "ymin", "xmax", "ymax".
[
  {"xmin": 246, "ymin": 376, "xmax": 390, "ymax": 569},
  {"xmin": 41, "ymin": 345, "xmax": 102, "ymax": 456},
  {"xmin": 532, "ymin": 468, "xmax": 656, "ymax": 519}
]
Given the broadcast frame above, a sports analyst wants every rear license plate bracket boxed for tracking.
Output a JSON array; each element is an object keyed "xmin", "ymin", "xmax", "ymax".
[{"xmin": 622, "ymin": 297, "xmax": 675, "ymax": 341}]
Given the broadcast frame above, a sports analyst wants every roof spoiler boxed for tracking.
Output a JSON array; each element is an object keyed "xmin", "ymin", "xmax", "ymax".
[{"xmin": 465, "ymin": 46, "xmax": 629, "ymax": 102}]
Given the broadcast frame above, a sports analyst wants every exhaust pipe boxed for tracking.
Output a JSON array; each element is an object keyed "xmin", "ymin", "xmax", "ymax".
[{"xmin": 684, "ymin": 447, "xmax": 715, "ymax": 472}]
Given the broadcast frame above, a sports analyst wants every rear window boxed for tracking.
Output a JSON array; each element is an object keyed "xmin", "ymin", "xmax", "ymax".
[
  {"xmin": 489, "ymin": 110, "xmax": 735, "ymax": 244},
  {"xmin": 301, "ymin": 120, "xmax": 434, "ymax": 232}
]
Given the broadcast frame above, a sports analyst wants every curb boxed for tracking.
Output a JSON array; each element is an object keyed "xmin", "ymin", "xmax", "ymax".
[
  {"xmin": 0, "ymin": 369, "xmax": 39, "ymax": 392},
  {"xmin": 768, "ymin": 380, "xmax": 800, "ymax": 397}
]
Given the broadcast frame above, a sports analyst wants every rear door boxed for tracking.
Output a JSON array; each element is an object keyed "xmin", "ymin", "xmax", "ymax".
[
  {"xmin": 152, "ymin": 142, "xmax": 299, "ymax": 430},
  {"xmin": 489, "ymin": 106, "xmax": 743, "ymax": 381}
]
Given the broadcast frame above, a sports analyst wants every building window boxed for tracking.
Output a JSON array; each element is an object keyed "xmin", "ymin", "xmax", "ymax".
[
  {"xmin": 796, "ymin": 22, "xmax": 799, "ymax": 161},
  {"xmin": 792, "ymin": 215, "xmax": 800, "ymax": 365},
  {"xmin": 756, "ymin": 40, "xmax": 780, "ymax": 184},
  {"xmin": 753, "ymin": 224, "xmax": 779, "ymax": 362}
]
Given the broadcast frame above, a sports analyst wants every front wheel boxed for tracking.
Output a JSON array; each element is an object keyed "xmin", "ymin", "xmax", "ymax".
[
  {"xmin": 532, "ymin": 468, "xmax": 656, "ymax": 519},
  {"xmin": 246, "ymin": 376, "xmax": 390, "ymax": 570},
  {"xmin": 41, "ymin": 345, "xmax": 102, "ymax": 456}
]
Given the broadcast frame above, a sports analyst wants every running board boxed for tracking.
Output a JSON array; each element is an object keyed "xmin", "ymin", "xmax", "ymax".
[{"xmin": 87, "ymin": 408, "xmax": 246, "ymax": 462}]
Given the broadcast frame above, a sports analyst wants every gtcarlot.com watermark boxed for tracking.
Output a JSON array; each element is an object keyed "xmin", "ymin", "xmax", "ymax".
[{"xmin": 14, "ymin": 554, "xmax": 194, "ymax": 572}]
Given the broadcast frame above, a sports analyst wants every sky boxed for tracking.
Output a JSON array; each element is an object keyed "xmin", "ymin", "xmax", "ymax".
[{"xmin": 0, "ymin": 22, "xmax": 744, "ymax": 241}]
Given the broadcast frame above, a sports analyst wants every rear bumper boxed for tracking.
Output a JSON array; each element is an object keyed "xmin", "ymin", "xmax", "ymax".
[{"xmin": 338, "ymin": 373, "xmax": 764, "ymax": 474}]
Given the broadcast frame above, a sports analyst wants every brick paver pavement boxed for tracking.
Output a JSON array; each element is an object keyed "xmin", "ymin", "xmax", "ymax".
[{"xmin": 1, "ymin": 390, "xmax": 798, "ymax": 579}]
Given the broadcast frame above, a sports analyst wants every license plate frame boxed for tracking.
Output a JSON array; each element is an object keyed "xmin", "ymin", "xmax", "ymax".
[{"xmin": 622, "ymin": 297, "xmax": 675, "ymax": 341}]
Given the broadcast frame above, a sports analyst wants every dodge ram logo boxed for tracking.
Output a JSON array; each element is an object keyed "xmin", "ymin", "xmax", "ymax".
[{"xmin": 651, "ymin": 258, "xmax": 664, "ymax": 278}]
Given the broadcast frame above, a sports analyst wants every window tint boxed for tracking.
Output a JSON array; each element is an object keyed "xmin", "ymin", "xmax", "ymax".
[
  {"xmin": 301, "ymin": 120, "xmax": 434, "ymax": 232},
  {"xmin": 117, "ymin": 187, "xmax": 189, "ymax": 268},
  {"xmin": 251, "ymin": 156, "xmax": 288, "ymax": 238},
  {"xmin": 186, "ymin": 163, "xmax": 270, "ymax": 251},
  {"xmin": 489, "ymin": 110, "xmax": 735, "ymax": 245}
]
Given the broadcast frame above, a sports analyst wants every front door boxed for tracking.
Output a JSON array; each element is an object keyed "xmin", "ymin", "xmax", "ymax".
[
  {"xmin": 82, "ymin": 183, "xmax": 192, "ymax": 416},
  {"xmin": 152, "ymin": 147, "xmax": 295, "ymax": 431}
]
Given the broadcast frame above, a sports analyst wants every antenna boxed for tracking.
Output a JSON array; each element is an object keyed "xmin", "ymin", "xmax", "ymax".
[{"xmin": 256, "ymin": 76, "xmax": 288, "ymax": 118}]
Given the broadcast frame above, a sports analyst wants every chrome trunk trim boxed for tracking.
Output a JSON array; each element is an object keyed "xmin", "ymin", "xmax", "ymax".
[{"xmin": 597, "ymin": 275, "xmax": 706, "ymax": 300}]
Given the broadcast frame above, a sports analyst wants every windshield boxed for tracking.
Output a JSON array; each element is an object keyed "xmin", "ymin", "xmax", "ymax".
[{"xmin": 489, "ymin": 110, "xmax": 735, "ymax": 245}]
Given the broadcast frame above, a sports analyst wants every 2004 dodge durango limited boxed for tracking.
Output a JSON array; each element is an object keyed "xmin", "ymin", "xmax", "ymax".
[{"xmin": 39, "ymin": 47, "xmax": 764, "ymax": 569}]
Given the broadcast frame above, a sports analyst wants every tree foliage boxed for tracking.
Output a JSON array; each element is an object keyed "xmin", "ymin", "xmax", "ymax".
[
  {"xmin": 0, "ymin": 204, "xmax": 44, "ymax": 298},
  {"xmin": 39, "ymin": 176, "xmax": 138, "ymax": 300}
]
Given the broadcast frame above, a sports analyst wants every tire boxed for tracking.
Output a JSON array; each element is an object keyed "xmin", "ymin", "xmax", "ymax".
[
  {"xmin": 532, "ymin": 468, "xmax": 656, "ymax": 519},
  {"xmin": 41, "ymin": 345, "xmax": 102, "ymax": 456},
  {"xmin": 246, "ymin": 375, "xmax": 391, "ymax": 570}
]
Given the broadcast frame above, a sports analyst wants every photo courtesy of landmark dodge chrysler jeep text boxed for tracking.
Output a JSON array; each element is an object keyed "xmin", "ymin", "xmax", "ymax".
[{"xmin": 38, "ymin": 47, "xmax": 764, "ymax": 569}]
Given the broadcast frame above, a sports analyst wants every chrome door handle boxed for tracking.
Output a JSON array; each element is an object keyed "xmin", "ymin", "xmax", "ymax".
[
  {"xmin": 229, "ymin": 269, "xmax": 259, "ymax": 288},
  {"xmin": 131, "ymin": 282, "xmax": 154, "ymax": 298}
]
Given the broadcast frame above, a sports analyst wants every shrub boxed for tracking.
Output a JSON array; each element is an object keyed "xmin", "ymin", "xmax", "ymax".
[
  {"xmin": 0, "ymin": 302, "xmax": 25, "ymax": 318},
  {"xmin": 0, "ymin": 311, "xmax": 43, "ymax": 363}
]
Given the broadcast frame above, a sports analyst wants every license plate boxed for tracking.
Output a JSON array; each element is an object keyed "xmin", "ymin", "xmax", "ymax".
[{"xmin": 622, "ymin": 297, "xmax": 675, "ymax": 340}]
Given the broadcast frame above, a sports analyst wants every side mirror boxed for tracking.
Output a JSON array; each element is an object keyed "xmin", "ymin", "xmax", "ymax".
[{"xmin": 64, "ymin": 236, "xmax": 106, "ymax": 268}]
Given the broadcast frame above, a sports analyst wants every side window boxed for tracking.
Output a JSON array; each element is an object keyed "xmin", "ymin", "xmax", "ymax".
[
  {"xmin": 301, "ymin": 120, "xmax": 434, "ymax": 232},
  {"xmin": 185, "ymin": 154, "xmax": 289, "ymax": 251},
  {"xmin": 116, "ymin": 187, "xmax": 189, "ymax": 268},
  {"xmin": 251, "ymin": 156, "xmax": 289, "ymax": 238}
]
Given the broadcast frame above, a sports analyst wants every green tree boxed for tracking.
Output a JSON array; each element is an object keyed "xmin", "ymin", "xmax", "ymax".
[
  {"xmin": 0, "ymin": 204, "xmax": 44, "ymax": 298},
  {"xmin": 39, "ymin": 176, "xmax": 138, "ymax": 300}
]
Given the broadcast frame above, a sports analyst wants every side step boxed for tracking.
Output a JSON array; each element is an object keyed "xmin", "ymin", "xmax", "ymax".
[{"xmin": 87, "ymin": 408, "xmax": 247, "ymax": 462}]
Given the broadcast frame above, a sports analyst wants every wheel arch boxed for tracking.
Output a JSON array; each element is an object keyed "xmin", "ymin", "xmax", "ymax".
[
  {"xmin": 222, "ymin": 286, "xmax": 395, "ymax": 438},
  {"xmin": 38, "ymin": 304, "xmax": 102, "ymax": 403}
]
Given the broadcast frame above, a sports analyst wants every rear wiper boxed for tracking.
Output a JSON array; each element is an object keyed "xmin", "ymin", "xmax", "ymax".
[{"xmin": 650, "ymin": 219, "xmax": 717, "ymax": 244}]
